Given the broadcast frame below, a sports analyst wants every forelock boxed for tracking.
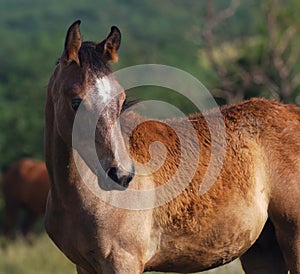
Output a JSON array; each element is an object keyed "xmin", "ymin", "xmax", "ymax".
[{"xmin": 78, "ymin": 42, "xmax": 112, "ymax": 78}]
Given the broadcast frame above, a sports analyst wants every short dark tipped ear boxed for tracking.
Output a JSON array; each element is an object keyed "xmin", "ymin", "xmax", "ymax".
[
  {"xmin": 97, "ymin": 26, "xmax": 121, "ymax": 63},
  {"xmin": 63, "ymin": 20, "xmax": 82, "ymax": 64}
]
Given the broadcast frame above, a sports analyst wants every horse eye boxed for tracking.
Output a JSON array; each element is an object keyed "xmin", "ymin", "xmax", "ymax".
[{"xmin": 71, "ymin": 97, "xmax": 82, "ymax": 111}]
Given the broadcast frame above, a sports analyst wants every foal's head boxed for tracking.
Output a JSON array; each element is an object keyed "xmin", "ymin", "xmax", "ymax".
[{"xmin": 47, "ymin": 20, "xmax": 134, "ymax": 188}]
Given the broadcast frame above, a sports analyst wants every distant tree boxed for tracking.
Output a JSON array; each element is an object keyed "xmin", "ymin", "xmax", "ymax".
[
  {"xmin": 262, "ymin": 0, "xmax": 300, "ymax": 103},
  {"xmin": 199, "ymin": 0, "xmax": 300, "ymax": 104}
]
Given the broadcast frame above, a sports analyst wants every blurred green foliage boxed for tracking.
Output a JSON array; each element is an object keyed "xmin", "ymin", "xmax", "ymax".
[
  {"xmin": 0, "ymin": 0, "xmax": 207, "ymax": 170},
  {"xmin": 0, "ymin": 0, "xmax": 300, "ymax": 172}
]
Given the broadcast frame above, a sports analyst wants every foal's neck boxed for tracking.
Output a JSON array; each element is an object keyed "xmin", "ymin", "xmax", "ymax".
[{"xmin": 46, "ymin": 131, "xmax": 84, "ymax": 206}]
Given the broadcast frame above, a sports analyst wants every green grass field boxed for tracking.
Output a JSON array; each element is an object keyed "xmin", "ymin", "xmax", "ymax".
[
  {"xmin": 0, "ymin": 234, "xmax": 75, "ymax": 274},
  {"xmin": 0, "ymin": 233, "xmax": 244, "ymax": 274}
]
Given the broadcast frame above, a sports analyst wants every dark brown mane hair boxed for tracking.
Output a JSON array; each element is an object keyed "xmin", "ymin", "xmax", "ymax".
[{"xmin": 78, "ymin": 42, "xmax": 112, "ymax": 77}]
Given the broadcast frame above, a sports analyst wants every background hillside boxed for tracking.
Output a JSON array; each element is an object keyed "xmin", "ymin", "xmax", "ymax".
[
  {"xmin": 1, "ymin": 0, "xmax": 300, "ymax": 170},
  {"xmin": 0, "ymin": 0, "xmax": 265, "ymax": 169},
  {"xmin": 0, "ymin": 0, "xmax": 300, "ymax": 273}
]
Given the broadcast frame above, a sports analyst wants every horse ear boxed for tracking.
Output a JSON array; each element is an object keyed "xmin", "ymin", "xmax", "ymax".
[
  {"xmin": 63, "ymin": 20, "xmax": 82, "ymax": 64},
  {"xmin": 97, "ymin": 26, "xmax": 121, "ymax": 63}
]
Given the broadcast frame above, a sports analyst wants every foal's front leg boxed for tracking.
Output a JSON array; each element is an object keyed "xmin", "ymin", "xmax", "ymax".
[
  {"xmin": 274, "ymin": 222, "xmax": 300, "ymax": 274},
  {"xmin": 76, "ymin": 251, "xmax": 144, "ymax": 274},
  {"xmin": 104, "ymin": 249, "xmax": 144, "ymax": 274},
  {"xmin": 240, "ymin": 220, "xmax": 288, "ymax": 274}
]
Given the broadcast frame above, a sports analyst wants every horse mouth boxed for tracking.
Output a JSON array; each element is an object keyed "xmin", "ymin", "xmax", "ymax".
[{"xmin": 97, "ymin": 177, "xmax": 129, "ymax": 191}]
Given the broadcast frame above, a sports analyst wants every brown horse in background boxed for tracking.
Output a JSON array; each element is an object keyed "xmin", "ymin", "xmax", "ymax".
[
  {"xmin": 45, "ymin": 20, "xmax": 300, "ymax": 273},
  {"xmin": 2, "ymin": 158, "xmax": 50, "ymax": 237}
]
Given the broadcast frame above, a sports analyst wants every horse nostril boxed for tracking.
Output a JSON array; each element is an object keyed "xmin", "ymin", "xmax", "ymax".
[
  {"xmin": 107, "ymin": 166, "xmax": 134, "ymax": 188},
  {"xmin": 122, "ymin": 174, "xmax": 133, "ymax": 188},
  {"xmin": 107, "ymin": 167, "xmax": 118, "ymax": 183}
]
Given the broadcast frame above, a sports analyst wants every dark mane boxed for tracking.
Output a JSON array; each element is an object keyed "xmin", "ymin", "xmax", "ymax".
[{"xmin": 78, "ymin": 41, "xmax": 112, "ymax": 77}]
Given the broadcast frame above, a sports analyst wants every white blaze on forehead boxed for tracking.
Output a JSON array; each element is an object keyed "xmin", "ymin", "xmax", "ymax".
[{"xmin": 94, "ymin": 76, "xmax": 114, "ymax": 104}]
